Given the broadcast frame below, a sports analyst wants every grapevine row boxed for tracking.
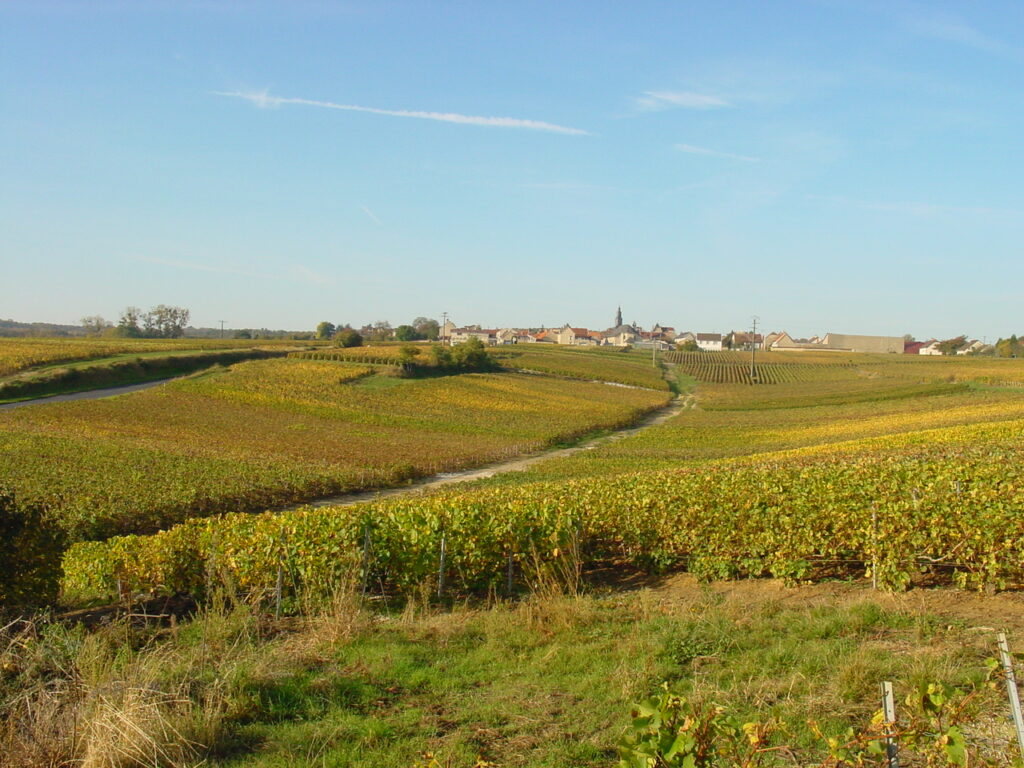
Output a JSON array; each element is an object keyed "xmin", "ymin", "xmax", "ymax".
[{"xmin": 62, "ymin": 419, "xmax": 1024, "ymax": 600}]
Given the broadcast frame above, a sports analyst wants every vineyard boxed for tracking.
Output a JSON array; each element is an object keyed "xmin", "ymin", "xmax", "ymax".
[
  {"xmin": 5, "ymin": 342, "xmax": 1024, "ymax": 766},
  {"xmin": 0, "ymin": 358, "xmax": 669, "ymax": 546},
  {"xmin": 63, "ymin": 416, "xmax": 1024, "ymax": 602},
  {"xmin": 666, "ymin": 351, "xmax": 862, "ymax": 385},
  {"xmin": 492, "ymin": 345, "xmax": 669, "ymax": 390},
  {"xmin": 664, "ymin": 349, "xmax": 1024, "ymax": 387},
  {"xmin": 0, "ymin": 336, "xmax": 308, "ymax": 378}
]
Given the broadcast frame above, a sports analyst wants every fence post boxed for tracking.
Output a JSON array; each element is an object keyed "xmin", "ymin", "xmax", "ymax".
[
  {"xmin": 871, "ymin": 504, "xmax": 879, "ymax": 591},
  {"xmin": 437, "ymin": 533, "xmax": 447, "ymax": 598},
  {"xmin": 360, "ymin": 523, "xmax": 371, "ymax": 596},
  {"xmin": 274, "ymin": 560, "xmax": 283, "ymax": 619},
  {"xmin": 506, "ymin": 549, "xmax": 515, "ymax": 595},
  {"xmin": 881, "ymin": 681, "xmax": 899, "ymax": 768},
  {"xmin": 997, "ymin": 633, "xmax": 1024, "ymax": 759}
]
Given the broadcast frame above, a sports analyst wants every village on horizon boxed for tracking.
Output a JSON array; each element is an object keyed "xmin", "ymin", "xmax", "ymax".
[{"xmin": 439, "ymin": 307, "xmax": 993, "ymax": 356}]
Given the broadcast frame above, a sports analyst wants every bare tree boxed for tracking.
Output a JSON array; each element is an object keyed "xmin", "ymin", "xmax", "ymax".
[{"xmin": 80, "ymin": 315, "xmax": 111, "ymax": 335}]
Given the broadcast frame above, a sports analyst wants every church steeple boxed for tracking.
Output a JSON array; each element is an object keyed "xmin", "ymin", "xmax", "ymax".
[{"xmin": 615, "ymin": 306, "xmax": 622, "ymax": 327}]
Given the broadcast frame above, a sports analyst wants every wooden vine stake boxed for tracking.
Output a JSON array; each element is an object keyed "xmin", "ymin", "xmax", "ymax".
[
  {"xmin": 997, "ymin": 632, "xmax": 1024, "ymax": 759},
  {"xmin": 437, "ymin": 533, "xmax": 447, "ymax": 598},
  {"xmin": 506, "ymin": 549, "xmax": 515, "ymax": 596},
  {"xmin": 880, "ymin": 681, "xmax": 899, "ymax": 768},
  {"xmin": 274, "ymin": 560, "xmax": 284, "ymax": 620},
  {"xmin": 871, "ymin": 504, "xmax": 879, "ymax": 591},
  {"xmin": 360, "ymin": 523, "xmax": 371, "ymax": 596}
]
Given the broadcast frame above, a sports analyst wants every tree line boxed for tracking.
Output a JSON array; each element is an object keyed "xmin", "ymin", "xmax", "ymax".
[
  {"xmin": 315, "ymin": 317, "xmax": 440, "ymax": 346},
  {"xmin": 81, "ymin": 306, "xmax": 191, "ymax": 339}
]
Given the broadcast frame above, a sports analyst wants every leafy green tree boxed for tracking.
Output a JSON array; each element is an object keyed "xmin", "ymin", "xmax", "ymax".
[
  {"xmin": 316, "ymin": 321, "xmax": 336, "ymax": 340},
  {"xmin": 937, "ymin": 335, "xmax": 967, "ymax": 356},
  {"xmin": 996, "ymin": 335, "xmax": 1021, "ymax": 357},
  {"xmin": 429, "ymin": 344, "xmax": 453, "ymax": 367},
  {"xmin": 234, "ymin": 329, "xmax": 252, "ymax": 339},
  {"xmin": 413, "ymin": 317, "xmax": 440, "ymax": 340},
  {"xmin": 394, "ymin": 324, "xmax": 419, "ymax": 341},
  {"xmin": 116, "ymin": 306, "xmax": 144, "ymax": 337},
  {"xmin": 334, "ymin": 328, "xmax": 363, "ymax": 348},
  {"xmin": 451, "ymin": 337, "xmax": 491, "ymax": 370},
  {"xmin": 676, "ymin": 340, "xmax": 698, "ymax": 352},
  {"xmin": 141, "ymin": 305, "xmax": 190, "ymax": 338}
]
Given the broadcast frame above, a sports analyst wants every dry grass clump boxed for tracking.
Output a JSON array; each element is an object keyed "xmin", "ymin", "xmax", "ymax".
[
  {"xmin": 0, "ymin": 577, "xmax": 374, "ymax": 768},
  {"xmin": 0, "ymin": 617, "xmax": 211, "ymax": 768}
]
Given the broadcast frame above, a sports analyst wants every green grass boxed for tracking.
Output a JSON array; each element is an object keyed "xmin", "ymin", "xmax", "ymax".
[{"xmin": 4, "ymin": 583, "xmax": 1008, "ymax": 767}]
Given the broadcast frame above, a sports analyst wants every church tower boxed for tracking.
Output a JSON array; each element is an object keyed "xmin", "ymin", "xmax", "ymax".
[{"xmin": 615, "ymin": 306, "xmax": 623, "ymax": 327}]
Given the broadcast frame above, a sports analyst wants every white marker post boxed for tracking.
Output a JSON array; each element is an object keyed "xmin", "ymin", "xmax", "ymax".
[
  {"xmin": 997, "ymin": 633, "xmax": 1024, "ymax": 759},
  {"xmin": 881, "ymin": 681, "xmax": 899, "ymax": 768}
]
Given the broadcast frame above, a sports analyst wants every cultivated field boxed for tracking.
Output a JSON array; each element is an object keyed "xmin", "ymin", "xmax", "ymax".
[
  {"xmin": 5, "ymin": 346, "xmax": 1024, "ymax": 767},
  {"xmin": 0, "ymin": 336, "xmax": 305, "ymax": 378},
  {"xmin": 0, "ymin": 356, "xmax": 669, "ymax": 544},
  {"xmin": 63, "ymin": 354, "xmax": 1024, "ymax": 601},
  {"xmin": 666, "ymin": 349, "xmax": 1024, "ymax": 387},
  {"xmin": 492, "ymin": 345, "xmax": 669, "ymax": 390}
]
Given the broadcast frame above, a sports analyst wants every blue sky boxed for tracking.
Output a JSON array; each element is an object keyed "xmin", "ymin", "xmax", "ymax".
[{"xmin": 2, "ymin": 1, "xmax": 1022, "ymax": 339}]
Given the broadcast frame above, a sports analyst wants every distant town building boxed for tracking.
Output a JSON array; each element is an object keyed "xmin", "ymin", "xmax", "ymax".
[
  {"xmin": 696, "ymin": 333, "xmax": 723, "ymax": 352},
  {"xmin": 769, "ymin": 332, "xmax": 902, "ymax": 354}
]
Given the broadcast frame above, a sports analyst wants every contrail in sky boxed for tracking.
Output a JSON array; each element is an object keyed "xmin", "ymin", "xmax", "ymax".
[{"xmin": 216, "ymin": 90, "xmax": 590, "ymax": 136}]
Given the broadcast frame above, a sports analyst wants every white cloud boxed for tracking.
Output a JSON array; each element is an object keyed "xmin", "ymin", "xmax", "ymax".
[
  {"xmin": 674, "ymin": 143, "xmax": 759, "ymax": 162},
  {"xmin": 636, "ymin": 90, "xmax": 731, "ymax": 111},
  {"xmin": 216, "ymin": 90, "xmax": 589, "ymax": 135},
  {"xmin": 909, "ymin": 14, "xmax": 1008, "ymax": 55}
]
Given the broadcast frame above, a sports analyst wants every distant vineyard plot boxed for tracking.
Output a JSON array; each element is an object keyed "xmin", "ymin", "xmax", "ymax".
[
  {"xmin": 0, "ymin": 336, "xmax": 309, "ymax": 378},
  {"xmin": 665, "ymin": 349, "xmax": 1024, "ymax": 387},
  {"xmin": 0, "ymin": 357, "xmax": 669, "ymax": 545},
  {"xmin": 665, "ymin": 351, "xmax": 858, "ymax": 385},
  {"xmin": 493, "ymin": 345, "xmax": 669, "ymax": 390}
]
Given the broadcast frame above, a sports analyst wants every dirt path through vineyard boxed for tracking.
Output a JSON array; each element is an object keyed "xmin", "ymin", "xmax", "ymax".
[{"xmin": 285, "ymin": 392, "xmax": 693, "ymax": 511}]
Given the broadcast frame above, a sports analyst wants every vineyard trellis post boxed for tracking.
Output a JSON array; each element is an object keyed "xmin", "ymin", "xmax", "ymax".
[
  {"xmin": 881, "ymin": 681, "xmax": 899, "ymax": 768},
  {"xmin": 506, "ymin": 548, "xmax": 515, "ymax": 595},
  {"xmin": 437, "ymin": 531, "xmax": 447, "ymax": 598},
  {"xmin": 360, "ymin": 522, "xmax": 372, "ymax": 596},
  {"xmin": 274, "ymin": 560, "xmax": 283, "ymax": 620},
  {"xmin": 997, "ymin": 632, "xmax": 1024, "ymax": 759},
  {"xmin": 871, "ymin": 504, "xmax": 878, "ymax": 591}
]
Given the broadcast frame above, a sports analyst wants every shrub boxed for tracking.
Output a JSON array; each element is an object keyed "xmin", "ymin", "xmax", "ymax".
[
  {"xmin": 333, "ymin": 329, "xmax": 363, "ymax": 348},
  {"xmin": 0, "ymin": 490, "xmax": 66, "ymax": 611}
]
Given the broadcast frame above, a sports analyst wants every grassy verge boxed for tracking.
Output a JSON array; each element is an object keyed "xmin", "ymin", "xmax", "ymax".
[
  {"xmin": 0, "ymin": 348, "xmax": 293, "ymax": 403},
  {"xmin": 2, "ymin": 578, "xmax": 1015, "ymax": 767}
]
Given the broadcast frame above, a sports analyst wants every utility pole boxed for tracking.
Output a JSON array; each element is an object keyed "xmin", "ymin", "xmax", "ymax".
[
  {"xmin": 749, "ymin": 315, "xmax": 759, "ymax": 383},
  {"xmin": 219, "ymin": 320, "xmax": 225, "ymax": 339},
  {"xmin": 441, "ymin": 312, "xmax": 449, "ymax": 346}
]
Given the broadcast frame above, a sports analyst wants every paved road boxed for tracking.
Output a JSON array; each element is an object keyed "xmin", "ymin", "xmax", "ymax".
[{"xmin": 0, "ymin": 379, "xmax": 172, "ymax": 410}]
